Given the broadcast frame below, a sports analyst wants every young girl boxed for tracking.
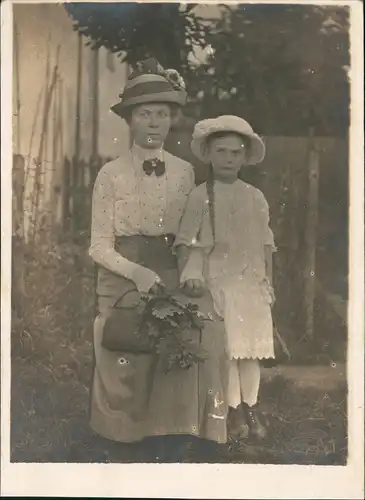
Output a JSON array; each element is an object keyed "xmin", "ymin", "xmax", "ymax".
[{"xmin": 175, "ymin": 115, "xmax": 276, "ymax": 442}]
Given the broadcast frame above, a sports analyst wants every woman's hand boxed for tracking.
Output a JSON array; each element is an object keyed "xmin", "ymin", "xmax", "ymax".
[
  {"xmin": 182, "ymin": 279, "xmax": 205, "ymax": 298},
  {"xmin": 149, "ymin": 277, "xmax": 166, "ymax": 295}
]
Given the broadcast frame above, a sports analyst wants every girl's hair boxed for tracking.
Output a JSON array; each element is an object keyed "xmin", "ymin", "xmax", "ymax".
[
  {"xmin": 206, "ymin": 164, "xmax": 216, "ymax": 245},
  {"xmin": 205, "ymin": 131, "xmax": 251, "ymax": 156},
  {"xmin": 205, "ymin": 131, "xmax": 252, "ymax": 247}
]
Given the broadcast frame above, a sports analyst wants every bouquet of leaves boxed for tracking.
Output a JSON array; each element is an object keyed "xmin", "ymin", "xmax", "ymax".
[{"xmin": 136, "ymin": 291, "xmax": 210, "ymax": 373}]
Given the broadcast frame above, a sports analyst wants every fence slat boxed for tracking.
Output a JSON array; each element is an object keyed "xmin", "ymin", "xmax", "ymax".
[{"xmin": 304, "ymin": 144, "xmax": 320, "ymax": 339}]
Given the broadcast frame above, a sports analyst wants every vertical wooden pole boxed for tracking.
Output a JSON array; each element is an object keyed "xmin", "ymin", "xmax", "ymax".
[
  {"xmin": 25, "ymin": 87, "xmax": 43, "ymax": 188},
  {"xmin": 72, "ymin": 33, "xmax": 83, "ymax": 234},
  {"xmin": 74, "ymin": 34, "xmax": 82, "ymax": 162},
  {"xmin": 56, "ymin": 78, "xmax": 65, "ymax": 225},
  {"xmin": 62, "ymin": 157, "xmax": 71, "ymax": 232},
  {"xmin": 125, "ymin": 62, "xmax": 134, "ymax": 148},
  {"xmin": 91, "ymin": 47, "xmax": 99, "ymax": 160},
  {"xmin": 13, "ymin": 22, "xmax": 21, "ymax": 154},
  {"xmin": 31, "ymin": 46, "xmax": 60, "ymax": 241},
  {"xmin": 50, "ymin": 76, "xmax": 60, "ymax": 222},
  {"xmin": 30, "ymin": 45, "xmax": 50, "ymax": 242},
  {"xmin": 304, "ymin": 134, "xmax": 320, "ymax": 339},
  {"xmin": 12, "ymin": 154, "xmax": 25, "ymax": 317},
  {"xmin": 58, "ymin": 79, "xmax": 64, "ymax": 161}
]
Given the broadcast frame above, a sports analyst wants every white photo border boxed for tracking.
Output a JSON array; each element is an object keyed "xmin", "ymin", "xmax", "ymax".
[{"xmin": 1, "ymin": 0, "xmax": 364, "ymax": 497}]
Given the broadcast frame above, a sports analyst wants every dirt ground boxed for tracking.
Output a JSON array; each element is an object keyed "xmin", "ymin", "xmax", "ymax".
[
  {"xmin": 10, "ymin": 241, "xmax": 348, "ymax": 465},
  {"xmin": 11, "ymin": 348, "xmax": 347, "ymax": 464}
]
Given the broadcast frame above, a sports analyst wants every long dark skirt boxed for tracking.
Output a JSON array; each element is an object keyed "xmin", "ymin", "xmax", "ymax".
[{"xmin": 90, "ymin": 235, "xmax": 229, "ymax": 446}]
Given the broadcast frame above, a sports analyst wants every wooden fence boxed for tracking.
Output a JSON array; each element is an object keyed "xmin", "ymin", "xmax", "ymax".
[{"xmin": 12, "ymin": 132, "xmax": 348, "ymax": 345}]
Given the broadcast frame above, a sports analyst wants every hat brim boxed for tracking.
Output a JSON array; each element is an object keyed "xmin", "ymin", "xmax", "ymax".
[
  {"xmin": 111, "ymin": 90, "xmax": 187, "ymax": 118},
  {"xmin": 191, "ymin": 128, "xmax": 265, "ymax": 166}
]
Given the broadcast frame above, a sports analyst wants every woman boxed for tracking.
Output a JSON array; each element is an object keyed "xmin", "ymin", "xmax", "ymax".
[
  {"xmin": 89, "ymin": 59, "xmax": 228, "ymax": 461},
  {"xmin": 175, "ymin": 116, "xmax": 277, "ymax": 442}
]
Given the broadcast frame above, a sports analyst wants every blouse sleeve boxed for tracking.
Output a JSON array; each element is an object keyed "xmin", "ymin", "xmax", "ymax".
[
  {"xmin": 89, "ymin": 168, "xmax": 159, "ymax": 293},
  {"xmin": 255, "ymin": 189, "xmax": 277, "ymax": 251}
]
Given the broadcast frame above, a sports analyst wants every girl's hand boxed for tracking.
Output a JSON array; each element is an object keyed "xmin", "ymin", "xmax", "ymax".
[
  {"xmin": 261, "ymin": 278, "xmax": 275, "ymax": 307},
  {"xmin": 183, "ymin": 279, "xmax": 205, "ymax": 298},
  {"xmin": 270, "ymin": 291, "xmax": 276, "ymax": 307},
  {"xmin": 268, "ymin": 284, "xmax": 276, "ymax": 306}
]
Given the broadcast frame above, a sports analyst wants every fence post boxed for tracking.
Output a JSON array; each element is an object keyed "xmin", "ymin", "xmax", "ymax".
[
  {"xmin": 303, "ymin": 134, "xmax": 320, "ymax": 339},
  {"xmin": 62, "ymin": 157, "xmax": 71, "ymax": 231},
  {"xmin": 12, "ymin": 154, "xmax": 26, "ymax": 317}
]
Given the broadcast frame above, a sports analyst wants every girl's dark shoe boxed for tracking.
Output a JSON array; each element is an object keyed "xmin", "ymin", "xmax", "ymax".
[
  {"xmin": 227, "ymin": 405, "xmax": 250, "ymax": 441},
  {"xmin": 242, "ymin": 404, "xmax": 267, "ymax": 441}
]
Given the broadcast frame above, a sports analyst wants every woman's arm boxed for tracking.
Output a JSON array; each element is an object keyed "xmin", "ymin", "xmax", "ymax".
[{"xmin": 89, "ymin": 168, "xmax": 159, "ymax": 293}]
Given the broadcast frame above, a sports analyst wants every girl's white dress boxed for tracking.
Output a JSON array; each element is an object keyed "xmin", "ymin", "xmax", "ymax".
[{"xmin": 175, "ymin": 179, "xmax": 276, "ymax": 360}]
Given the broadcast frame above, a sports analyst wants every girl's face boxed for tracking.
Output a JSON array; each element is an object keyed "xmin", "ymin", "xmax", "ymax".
[
  {"xmin": 207, "ymin": 133, "xmax": 248, "ymax": 182},
  {"xmin": 130, "ymin": 103, "xmax": 172, "ymax": 149}
]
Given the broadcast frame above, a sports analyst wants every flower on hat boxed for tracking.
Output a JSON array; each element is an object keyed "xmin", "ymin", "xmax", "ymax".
[
  {"xmin": 130, "ymin": 58, "xmax": 185, "ymax": 91},
  {"xmin": 163, "ymin": 69, "xmax": 186, "ymax": 91}
]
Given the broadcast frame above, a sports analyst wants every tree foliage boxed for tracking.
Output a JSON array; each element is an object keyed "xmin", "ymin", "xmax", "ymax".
[
  {"xmin": 64, "ymin": 2, "xmax": 209, "ymax": 71},
  {"xmin": 187, "ymin": 4, "xmax": 350, "ymax": 136},
  {"xmin": 64, "ymin": 3, "xmax": 350, "ymax": 137}
]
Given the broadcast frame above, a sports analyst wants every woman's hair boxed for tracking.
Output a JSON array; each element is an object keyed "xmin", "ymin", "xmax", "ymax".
[
  {"xmin": 205, "ymin": 131, "xmax": 252, "ymax": 247},
  {"xmin": 124, "ymin": 102, "xmax": 180, "ymax": 125}
]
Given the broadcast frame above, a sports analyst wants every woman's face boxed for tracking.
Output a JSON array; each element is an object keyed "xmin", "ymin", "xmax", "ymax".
[
  {"xmin": 130, "ymin": 103, "xmax": 172, "ymax": 149},
  {"xmin": 207, "ymin": 133, "xmax": 248, "ymax": 182}
]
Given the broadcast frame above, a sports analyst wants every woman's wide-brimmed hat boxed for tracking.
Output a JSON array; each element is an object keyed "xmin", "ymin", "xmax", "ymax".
[
  {"xmin": 191, "ymin": 115, "xmax": 266, "ymax": 165},
  {"xmin": 111, "ymin": 58, "xmax": 187, "ymax": 118}
]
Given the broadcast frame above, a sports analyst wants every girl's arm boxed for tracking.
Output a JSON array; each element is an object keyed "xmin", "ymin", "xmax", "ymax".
[
  {"xmin": 255, "ymin": 189, "xmax": 277, "ymax": 290},
  {"xmin": 89, "ymin": 168, "xmax": 159, "ymax": 293},
  {"xmin": 178, "ymin": 247, "xmax": 205, "ymax": 285},
  {"xmin": 264, "ymin": 244, "xmax": 273, "ymax": 287},
  {"xmin": 174, "ymin": 187, "xmax": 205, "ymax": 285}
]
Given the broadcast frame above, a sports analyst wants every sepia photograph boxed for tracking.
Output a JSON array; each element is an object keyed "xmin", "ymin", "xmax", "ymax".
[{"xmin": 1, "ymin": 0, "xmax": 364, "ymax": 497}]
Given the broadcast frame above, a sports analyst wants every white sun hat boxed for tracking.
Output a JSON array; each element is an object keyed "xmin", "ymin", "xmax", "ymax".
[{"xmin": 191, "ymin": 115, "xmax": 266, "ymax": 165}]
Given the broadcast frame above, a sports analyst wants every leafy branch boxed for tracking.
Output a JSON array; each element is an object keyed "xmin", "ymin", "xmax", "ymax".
[{"xmin": 137, "ymin": 291, "xmax": 210, "ymax": 373}]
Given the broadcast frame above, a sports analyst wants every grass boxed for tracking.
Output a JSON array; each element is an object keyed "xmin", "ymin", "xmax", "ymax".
[{"xmin": 10, "ymin": 239, "xmax": 348, "ymax": 464}]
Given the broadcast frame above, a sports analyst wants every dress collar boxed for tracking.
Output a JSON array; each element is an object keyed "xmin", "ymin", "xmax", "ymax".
[{"xmin": 131, "ymin": 143, "xmax": 164, "ymax": 163}]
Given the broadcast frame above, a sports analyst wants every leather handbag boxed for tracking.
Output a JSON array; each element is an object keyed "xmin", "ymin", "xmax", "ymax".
[
  {"xmin": 101, "ymin": 288, "xmax": 155, "ymax": 353},
  {"xmin": 100, "ymin": 234, "xmax": 177, "ymax": 353}
]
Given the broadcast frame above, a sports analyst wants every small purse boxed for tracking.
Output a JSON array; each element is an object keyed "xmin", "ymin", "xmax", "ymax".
[{"xmin": 101, "ymin": 288, "xmax": 155, "ymax": 353}]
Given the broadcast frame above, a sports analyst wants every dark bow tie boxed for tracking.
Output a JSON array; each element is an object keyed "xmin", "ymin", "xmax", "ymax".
[{"xmin": 142, "ymin": 158, "xmax": 166, "ymax": 177}]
